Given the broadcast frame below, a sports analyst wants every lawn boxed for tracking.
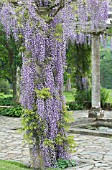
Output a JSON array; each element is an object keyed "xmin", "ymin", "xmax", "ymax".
[
  {"xmin": 0, "ymin": 160, "xmax": 61, "ymax": 170},
  {"xmin": 64, "ymin": 89, "xmax": 112, "ymax": 103},
  {"xmin": 0, "ymin": 160, "xmax": 31, "ymax": 170}
]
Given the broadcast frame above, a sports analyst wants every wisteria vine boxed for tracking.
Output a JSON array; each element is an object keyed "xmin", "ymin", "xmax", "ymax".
[{"xmin": 0, "ymin": 0, "xmax": 109, "ymax": 168}]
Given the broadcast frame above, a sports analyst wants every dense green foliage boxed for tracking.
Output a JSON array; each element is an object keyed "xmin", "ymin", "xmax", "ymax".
[
  {"xmin": 0, "ymin": 24, "xmax": 22, "ymax": 102},
  {"xmin": 106, "ymin": 89, "xmax": 112, "ymax": 103},
  {"xmin": 0, "ymin": 93, "xmax": 13, "ymax": 106},
  {"xmin": 22, "ymin": 107, "xmax": 76, "ymax": 154},
  {"xmin": 0, "ymin": 24, "xmax": 21, "ymax": 82},
  {"xmin": 63, "ymin": 91, "xmax": 75, "ymax": 103},
  {"xmin": 75, "ymin": 88, "xmax": 91, "ymax": 107},
  {"xmin": 0, "ymin": 93, "xmax": 22, "ymax": 117},
  {"xmin": 68, "ymin": 88, "xmax": 109, "ymax": 110},
  {"xmin": 55, "ymin": 159, "xmax": 76, "ymax": 169},
  {"xmin": 69, "ymin": 101, "xmax": 84, "ymax": 110},
  {"xmin": 22, "ymin": 108, "xmax": 45, "ymax": 144},
  {"xmin": 0, "ymin": 105, "xmax": 22, "ymax": 117},
  {"xmin": 101, "ymin": 88, "xmax": 110, "ymax": 106},
  {"xmin": 0, "ymin": 27, "xmax": 11, "ymax": 82},
  {"xmin": 100, "ymin": 48, "xmax": 112, "ymax": 89},
  {"xmin": 65, "ymin": 40, "xmax": 91, "ymax": 90},
  {"xmin": 0, "ymin": 79, "xmax": 11, "ymax": 94}
]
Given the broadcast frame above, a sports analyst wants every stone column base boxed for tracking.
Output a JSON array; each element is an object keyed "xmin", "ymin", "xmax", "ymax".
[{"xmin": 88, "ymin": 107, "xmax": 104, "ymax": 119}]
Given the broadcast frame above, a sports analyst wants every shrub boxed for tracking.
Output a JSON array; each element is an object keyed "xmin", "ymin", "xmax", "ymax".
[
  {"xmin": 0, "ymin": 105, "xmax": 23, "ymax": 117},
  {"xmin": 0, "ymin": 93, "xmax": 13, "ymax": 106},
  {"xmin": 68, "ymin": 87, "xmax": 109, "ymax": 110},
  {"xmin": 0, "ymin": 79, "xmax": 11, "ymax": 94},
  {"xmin": 101, "ymin": 87, "xmax": 109, "ymax": 107},
  {"xmin": 69, "ymin": 101, "xmax": 84, "ymax": 110},
  {"xmin": 55, "ymin": 159, "xmax": 76, "ymax": 169},
  {"xmin": 0, "ymin": 97, "xmax": 13, "ymax": 106},
  {"xmin": 75, "ymin": 88, "xmax": 91, "ymax": 106}
]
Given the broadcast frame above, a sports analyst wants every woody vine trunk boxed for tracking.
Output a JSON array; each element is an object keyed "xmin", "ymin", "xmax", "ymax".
[{"xmin": 21, "ymin": 21, "xmax": 68, "ymax": 169}]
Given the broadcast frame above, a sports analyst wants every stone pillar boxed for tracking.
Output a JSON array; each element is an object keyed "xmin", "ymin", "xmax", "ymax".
[
  {"xmin": 88, "ymin": 34, "xmax": 104, "ymax": 118},
  {"xmin": 92, "ymin": 34, "xmax": 100, "ymax": 108}
]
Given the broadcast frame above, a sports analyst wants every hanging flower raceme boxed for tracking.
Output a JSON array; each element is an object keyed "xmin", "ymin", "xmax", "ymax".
[
  {"xmin": 86, "ymin": 0, "xmax": 109, "ymax": 29},
  {"xmin": 0, "ymin": 0, "xmax": 110, "ymax": 168}
]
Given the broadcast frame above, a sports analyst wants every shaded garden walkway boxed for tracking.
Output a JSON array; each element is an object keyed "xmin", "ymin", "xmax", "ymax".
[{"xmin": 0, "ymin": 111, "xmax": 112, "ymax": 169}]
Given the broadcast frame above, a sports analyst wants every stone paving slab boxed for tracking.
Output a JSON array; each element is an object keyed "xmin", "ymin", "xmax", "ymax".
[
  {"xmin": 0, "ymin": 111, "xmax": 112, "ymax": 169},
  {"xmin": 71, "ymin": 134, "xmax": 112, "ymax": 169},
  {"xmin": 0, "ymin": 116, "xmax": 30, "ymax": 165}
]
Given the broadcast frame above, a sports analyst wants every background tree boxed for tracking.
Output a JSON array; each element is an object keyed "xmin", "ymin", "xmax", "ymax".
[
  {"xmin": 66, "ymin": 39, "xmax": 91, "ymax": 91},
  {"xmin": 0, "ymin": 24, "xmax": 22, "ymax": 102},
  {"xmin": 100, "ymin": 42, "xmax": 112, "ymax": 89}
]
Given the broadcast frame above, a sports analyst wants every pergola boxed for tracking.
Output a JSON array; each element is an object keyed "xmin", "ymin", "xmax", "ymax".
[
  {"xmin": 74, "ymin": 1, "xmax": 112, "ymax": 118},
  {"xmin": 1, "ymin": 0, "xmax": 112, "ymax": 118},
  {"xmin": 30, "ymin": 0, "xmax": 112, "ymax": 118}
]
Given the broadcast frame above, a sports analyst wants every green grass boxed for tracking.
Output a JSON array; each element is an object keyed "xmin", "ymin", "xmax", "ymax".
[
  {"xmin": 0, "ymin": 160, "xmax": 61, "ymax": 170},
  {"xmin": 0, "ymin": 160, "xmax": 31, "ymax": 170},
  {"xmin": 64, "ymin": 89, "xmax": 112, "ymax": 104},
  {"xmin": 64, "ymin": 91, "xmax": 75, "ymax": 103}
]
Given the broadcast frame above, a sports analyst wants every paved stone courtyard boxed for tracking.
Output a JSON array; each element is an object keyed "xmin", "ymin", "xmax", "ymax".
[
  {"xmin": 0, "ymin": 110, "xmax": 112, "ymax": 169},
  {"xmin": 0, "ymin": 116, "xmax": 30, "ymax": 165}
]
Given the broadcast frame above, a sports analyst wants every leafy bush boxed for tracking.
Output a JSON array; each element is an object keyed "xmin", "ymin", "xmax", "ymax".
[
  {"xmin": 68, "ymin": 88, "xmax": 91, "ymax": 110},
  {"xmin": 68, "ymin": 87, "xmax": 109, "ymax": 110},
  {"xmin": 0, "ymin": 96, "xmax": 13, "ymax": 106},
  {"xmin": 64, "ymin": 91, "xmax": 75, "ymax": 103},
  {"xmin": 101, "ymin": 87, "xmax": 109, "ymax": 107},
  {"xmin": 0, "ymin": 105, "xmax": 23, "ymax": 117},
  {"xmin": 0, "ymin": 93, "xmax": 13, "ymax": 106},
  {"xmin": 55, "ymin": 159, "xmax": 76, "ymax": 169},
  {"xmin": 75, "ymin": 88, "xmax": 91, "ymax": 106},
  {"xmin": 0, "ymin": 79, "xmax": 11, "ymax": 94},
  {"xmin": 69, "ymin": 101, "xmax": 84, "ymax": 110}
]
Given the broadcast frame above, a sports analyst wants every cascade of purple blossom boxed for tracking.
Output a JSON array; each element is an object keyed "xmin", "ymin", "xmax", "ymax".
[
  {"xmin": 0, "ymin": 3, "xmax": 18, "ymax": 40},
  {"xmin": 86, "ymin": 0, "xmax": 109, "ymax": 30},
  {"xmin": 20, "ymin": 4, "xmax": 67, "ymax": 166},
  {"xmin": 21, "ymin": 55, "xmax": 36, "ymax": 110},
  {"xmin": 0, "ymin": 0, "xmax": 109, "ymax": 168}
]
